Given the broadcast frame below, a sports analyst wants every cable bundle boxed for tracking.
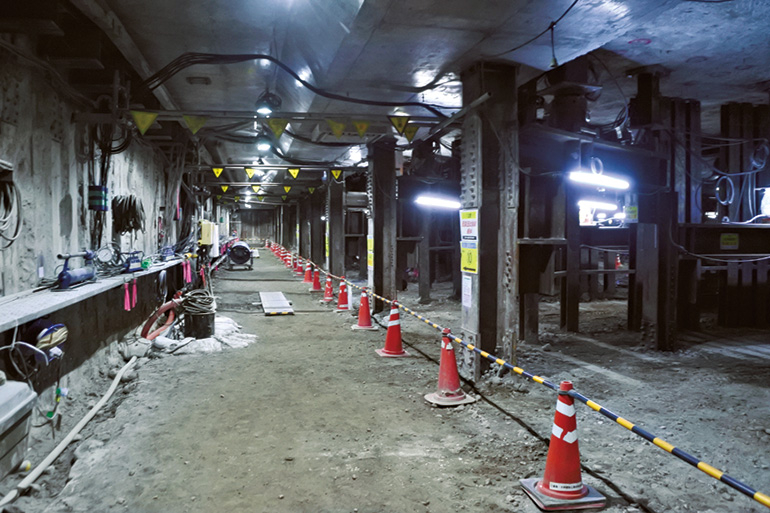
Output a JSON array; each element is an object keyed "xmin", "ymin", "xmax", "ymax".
[
  {"xmin": 182, "ymin": 289, "xmax": 216, "ymax": 315},
  {"xmin": 111, "ymin": 195, "xmax": 146, "ymax": 234},
  {"xmin": 0, "ymin": 181, "xmax": 21, "ymax": 250}
]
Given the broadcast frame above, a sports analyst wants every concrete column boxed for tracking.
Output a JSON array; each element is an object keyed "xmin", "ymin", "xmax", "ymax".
[
  {"xmin": 460, "ymin": 62, "xmax": 519, "ymax": 380},
  {"xmin": 327, "ymin": 174, "xmax": 345, "ymax": 276},
  {"xmin": 368, "ymin": 139, "xmax": 397, "ymax": 313}
]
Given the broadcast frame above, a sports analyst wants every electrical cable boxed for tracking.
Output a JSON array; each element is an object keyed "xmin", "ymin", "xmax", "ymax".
[
  {"xmin": 139, "ymin": 53, "xmax": 451, "ymax": 117},
  {"xmin": 112, "ymin": 195, "xmax": 146, "ymax": 234},
  {"xmin": 0, "ymin": 181, "xmax": 22, "ymax": 249},
  {"xmin": 486, "ymin": 0, "xmax": 581, "ymax": 58}
]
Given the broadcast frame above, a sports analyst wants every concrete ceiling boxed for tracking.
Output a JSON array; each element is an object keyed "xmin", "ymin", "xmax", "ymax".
[{"xmin": 81, "ymin": 0, "xmax": 769, "ymax": 169}]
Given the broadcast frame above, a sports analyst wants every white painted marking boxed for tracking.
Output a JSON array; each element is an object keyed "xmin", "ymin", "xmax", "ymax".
[{"xmin": 556, "ymin": 400, "xmax": 576, "ymax": 418}]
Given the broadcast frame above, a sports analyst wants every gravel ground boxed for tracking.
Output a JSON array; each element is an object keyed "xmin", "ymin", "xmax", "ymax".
[{"xmin": 1, "ymin": 255, "xmax": 768, "ymax": 513}]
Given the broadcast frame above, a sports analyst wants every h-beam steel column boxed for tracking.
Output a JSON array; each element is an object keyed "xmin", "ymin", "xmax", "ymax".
[
  {"xmin": 327, "ymin": 175, "xmax": 345, "ymax": 277},
  {"xmin": 369, "ymin": 139, "xmax": 397, "ymax": 313},
  {"xmin": 460, "ymin": 62, "xmax": 519, "ymax": 380},
  {"xmin": 310, "ymin": 189, "xmax": 325, "ymax": 265}
]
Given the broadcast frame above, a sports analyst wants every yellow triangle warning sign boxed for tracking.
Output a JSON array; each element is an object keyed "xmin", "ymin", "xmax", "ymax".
[
  {"xmin": 268, "ymin": 118, "xmax": 288, "ymax": 138},
  {"xmin": 326, "ymin": 119, "xmax": 346, "ymax": 139},
  {"xmin": 258, "ymin": 196, "xmax": 264, "ymax": 202},
  {"xmin": 182, "ymin": 115, "xmax": 207, "ymax": 135},
  {"xmin": 282, "ymin": 195, "xmax": 287, "ymax": 201},
  {"xmin": 284, "ymin": 186, "xmax": 292, "ymax": 193},
  {"xmin": 288, "ymin": 168, "xmax": 300, "ymax": 179},
  {"xmin": 212, "ymin": 167, "xmax": 223, "ymax": 178},
  {"xmin": 245, "ymin": 167, "xmax": 256, "ymax": 179},
  {"xmin": 221, "ymin": 185, "xmax": 229, "ymax": 193},
  {"xmin": 389, "ymin": 115, "xmax": 410, "ymax": 135},
  {"xmin": 308, "ymin": 187, "xmax": 315, "ymax": 194},
  {"xmin": 331, "ymin": 169, "xmax": 342, "ymax": 181},
  {"xmin": 130, "ymin": 111, "xmax": 158, "ymax": 135},
  {"xmin": 404, "ymin": 124, "xmax": 419, "ymax": 142},
  {"xmin": 353, "ymin": 120, "xmax": 370, "ymax": 138},
  {"xmin": 216, "ymin": 195, "xmax": 222, "ymax": 200},
  {"xmin": 252, "ymin": 185, "xmax": 260, "ymax": 193},
  {"xmin": 235, "ymin": 196, "xmax": 240, "ymax": 202}
]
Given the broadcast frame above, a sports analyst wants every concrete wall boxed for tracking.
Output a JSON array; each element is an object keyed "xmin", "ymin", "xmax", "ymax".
[{"xmin": 0, "ymin": 46, "xmax": 169, "ymax": 296}]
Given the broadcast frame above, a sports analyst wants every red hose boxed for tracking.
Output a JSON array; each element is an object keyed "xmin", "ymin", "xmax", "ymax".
[{"xmin": 141, "ymin": 300, "xmax": 179, "ymax": 340}]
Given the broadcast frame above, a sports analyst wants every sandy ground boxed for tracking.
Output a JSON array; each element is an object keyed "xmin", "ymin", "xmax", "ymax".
[{"xmin": 2, "ymin": 253, "xmax": 769, "ymax": 513}]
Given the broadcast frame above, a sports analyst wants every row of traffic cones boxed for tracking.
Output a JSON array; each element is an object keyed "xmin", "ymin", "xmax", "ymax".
[{"xmin": 271, "ymin": 243, "xmax": 605, "ymax": 511}]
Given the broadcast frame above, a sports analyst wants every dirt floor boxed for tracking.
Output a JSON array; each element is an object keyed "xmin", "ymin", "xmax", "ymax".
[{"xmin": 2, "ymin": 252, "xmax": 769, "ymax": 513}]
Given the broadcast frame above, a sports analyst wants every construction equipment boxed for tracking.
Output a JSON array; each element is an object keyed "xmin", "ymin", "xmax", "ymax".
[
  {"xmin": 227, "ymin": 241, "xmax": 254, "ymax": 270},
  {"xmin": 55, "ymin": 251, "xmax": 96, "ymax": 290}
]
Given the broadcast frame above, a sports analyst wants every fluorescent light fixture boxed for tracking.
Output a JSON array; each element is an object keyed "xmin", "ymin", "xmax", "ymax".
[
  {"xmin": 568, "ymin": 170, "xmax": 630, "ymax": 190},
  {"xmin": 256, "ymin": 103, "xmax": 272, "ymax": 116},
  {"xmin": 613, "ymin": 212, "xmax": 626, "ymax": 219},
  {"xmin": 414, "ymin": 194, "xmax": 461, "ymax": 210},
  {"xmin": 596, "ymin": 212, "xmax": 607, "ymax": 220},
  {"xmin": 578, "ymin": 200, "xmax": 618, "ymax": 211}
]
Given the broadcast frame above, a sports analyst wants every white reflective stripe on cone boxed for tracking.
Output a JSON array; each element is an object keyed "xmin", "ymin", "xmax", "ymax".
[{"xmin": 556, "ymin": 400, "xmax": 576, "ymax": 417}]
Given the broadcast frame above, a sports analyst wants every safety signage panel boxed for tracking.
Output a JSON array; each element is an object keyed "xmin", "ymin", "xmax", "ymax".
[
  {"xmin": 720, "ymin": 233, "xmax": 739, "ymax": 250},
  {"xmin": 460, "ymin": 209, "xmax": 479, "ymax": 274},
  {"xmin": 367, "ymin": 235, "xmax": 374, "ymax": 269}
]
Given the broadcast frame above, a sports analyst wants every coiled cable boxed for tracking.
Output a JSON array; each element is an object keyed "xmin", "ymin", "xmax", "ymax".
[
  {"xmin": 0, "ymin": 181, "xmax": 22, "ymax": 250},
  {"xmin": 182, "ymin": 289, "xmax": 216, "ymax": 315}
]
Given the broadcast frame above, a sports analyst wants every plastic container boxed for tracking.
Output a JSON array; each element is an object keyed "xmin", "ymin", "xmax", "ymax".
[
  {"xmin": 0, "ymin": 381, "xmax": 37, "ymax": 479},
  {"xmin": 184, "ymin": 312, "xmax": 215, "ymax": 339}
]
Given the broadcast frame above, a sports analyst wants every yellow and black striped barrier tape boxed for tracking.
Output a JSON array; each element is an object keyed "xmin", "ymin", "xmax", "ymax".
[{"xmin": 271, "ymin": 245, "xmax": 770, "ymax": 510}]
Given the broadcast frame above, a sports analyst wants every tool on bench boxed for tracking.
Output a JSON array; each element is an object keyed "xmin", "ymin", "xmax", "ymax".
[
  {"xmin": 55, "ymin": 251, "xmax": 96, "ymax": 290},
  {"xmin": 123, "ymin": 251, "xmax": 143, "ymax": 273}
]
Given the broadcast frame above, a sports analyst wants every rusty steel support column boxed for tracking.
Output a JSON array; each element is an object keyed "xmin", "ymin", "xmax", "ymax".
[
  {"xmin": 369, "ymin": 139, "xmax": 397, "ymax": 313},
  {"xmin": 460, "ymin": 62, "xmax": 519, "ymax": 380}
]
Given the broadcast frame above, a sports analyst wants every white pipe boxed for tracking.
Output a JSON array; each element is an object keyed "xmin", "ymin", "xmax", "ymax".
[{"xmin": 0, "ymin": 356, "xmax": 138, "ymax": 508}]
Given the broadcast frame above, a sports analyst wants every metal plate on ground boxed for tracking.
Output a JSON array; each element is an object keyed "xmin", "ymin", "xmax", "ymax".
[{"xmin": 259, "ymin": 291, "xmax": 294, "ymax": 316}]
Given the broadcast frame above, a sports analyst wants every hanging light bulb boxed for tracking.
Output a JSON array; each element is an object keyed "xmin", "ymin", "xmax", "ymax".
[{"xmin": 255, "ymin": 134, "xmax": 272, "ymax": 153}]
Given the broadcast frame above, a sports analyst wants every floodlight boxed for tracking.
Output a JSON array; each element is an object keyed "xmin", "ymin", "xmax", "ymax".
[{"xmin": 569, "ymin": 170, "xmax": 629, "ymax": 190}]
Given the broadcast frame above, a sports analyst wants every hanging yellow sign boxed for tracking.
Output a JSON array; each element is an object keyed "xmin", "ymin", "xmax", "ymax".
[
  {"xmin": 235, "ymin": 196, "xmax": 240, "ymax": 202},
  {"xmin": 252, "ymin": 185, "xmax": 260, "ymax": 193},
  {"xmin": 216, "ymin": 195, "xmax": 222, "ymax": 200},
  {"xmin": 284, "ymin": 186, "xmax": 292, "ymax": 193},
  {"xmin": 245, "ymin": 167, "xmax": 256, "ymax": 179},
  {"xmin": 258, "ymin": 196, "xmax": 264, "ymax": 202},
  {"xmin": 326, "ymin": 119, "xmax": 346, "ymax": 138},
  {"xmin": 403, "ymin": 124, "xmax": 419, "ymax": 142},
  {"xmin": 268, "ymin": 118, "xmax": 288, "ymax": 138},
  {"xmin": 130, "ymin": 111, "xmax": 158, "ymax": 135},
  {"xmin": 221, "ymin": 185, "xmax": 229, "ymax": 193},
  {"xmin": 331, "ymin": 169, "xmax": 342, "ymax": 181},
  {"xmin": 308, "ymin": 187, "xmax": 315, "ymax": 194},
  {"xmin": 182, "ymin": 115, "xmax": 207, "ymax": 135},
  {"xmin": 212, "ymin": 167, "xmax": 223, "ymax": 178},
  {"xmin": 282, "ymin": 195, "xmax": 288, "ymax": 201},
  {"xmin": 353, "ymin": 120, "xmax": 370, "ymax": 138},
  {"xmin": 288, "ymin": 168, "xmax": 300, "ymax": 179},
  {"xmin": 388, "ymin": 115, "xmax": 410, "ymax": 135}
]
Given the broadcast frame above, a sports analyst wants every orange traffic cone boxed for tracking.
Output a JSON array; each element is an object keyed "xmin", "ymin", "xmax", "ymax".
[
  {"xmin": 520, "ymin": 381, "xmax": 606, "ymax": 511},
  {"xmin": 309, "ymin": 269, "xmax": 323, "ymax": 292},
  {"xmin": 376, "ymin": 301, "xmax": 409, "ymax": 357},
  {"xmin": 424, "ymin": 329, "xmax": 475, "ymax": 406},
  {"xmin": 336, "ymin": 278, "xmax": 350, "ymax": 312},
  {"xmin": 351, "ymin": 291, "xmax": 377, "ymax": 330},
  {"xmin": 320, "ymin": 276, "xmax": 334, "ymax": 303},
  {"xmin": 302, "ymin": 263, "xmax": 313, "ymax": 283},
  {"xmin": 295, "ymin": 257, "xmax": 304, "ymax": 276}
]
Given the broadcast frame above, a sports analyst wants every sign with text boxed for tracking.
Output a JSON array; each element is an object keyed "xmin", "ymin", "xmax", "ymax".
[{"xmin": 459, "ymin": 209, "xmax": 479, "ymax": 274}]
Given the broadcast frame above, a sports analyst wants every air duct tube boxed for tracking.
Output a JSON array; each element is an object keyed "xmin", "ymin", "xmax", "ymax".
[{"xmin": 229, "ymin": 241, "xmax": 252, "ymax": 265}]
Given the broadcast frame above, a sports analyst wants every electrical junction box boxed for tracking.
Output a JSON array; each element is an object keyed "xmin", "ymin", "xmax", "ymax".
[
  {"xmin": 0, "ymin": 380, "xmax": 37, "ymax": 479},
  {"xmin": 199, "ymin": 220, "xmax": 214, "ymax": 246}
]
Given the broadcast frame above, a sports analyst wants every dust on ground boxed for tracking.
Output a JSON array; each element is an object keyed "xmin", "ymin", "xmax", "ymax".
[{"xmin": 1, "ymin": 255, "xmax": 768, "ymax": 513}]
